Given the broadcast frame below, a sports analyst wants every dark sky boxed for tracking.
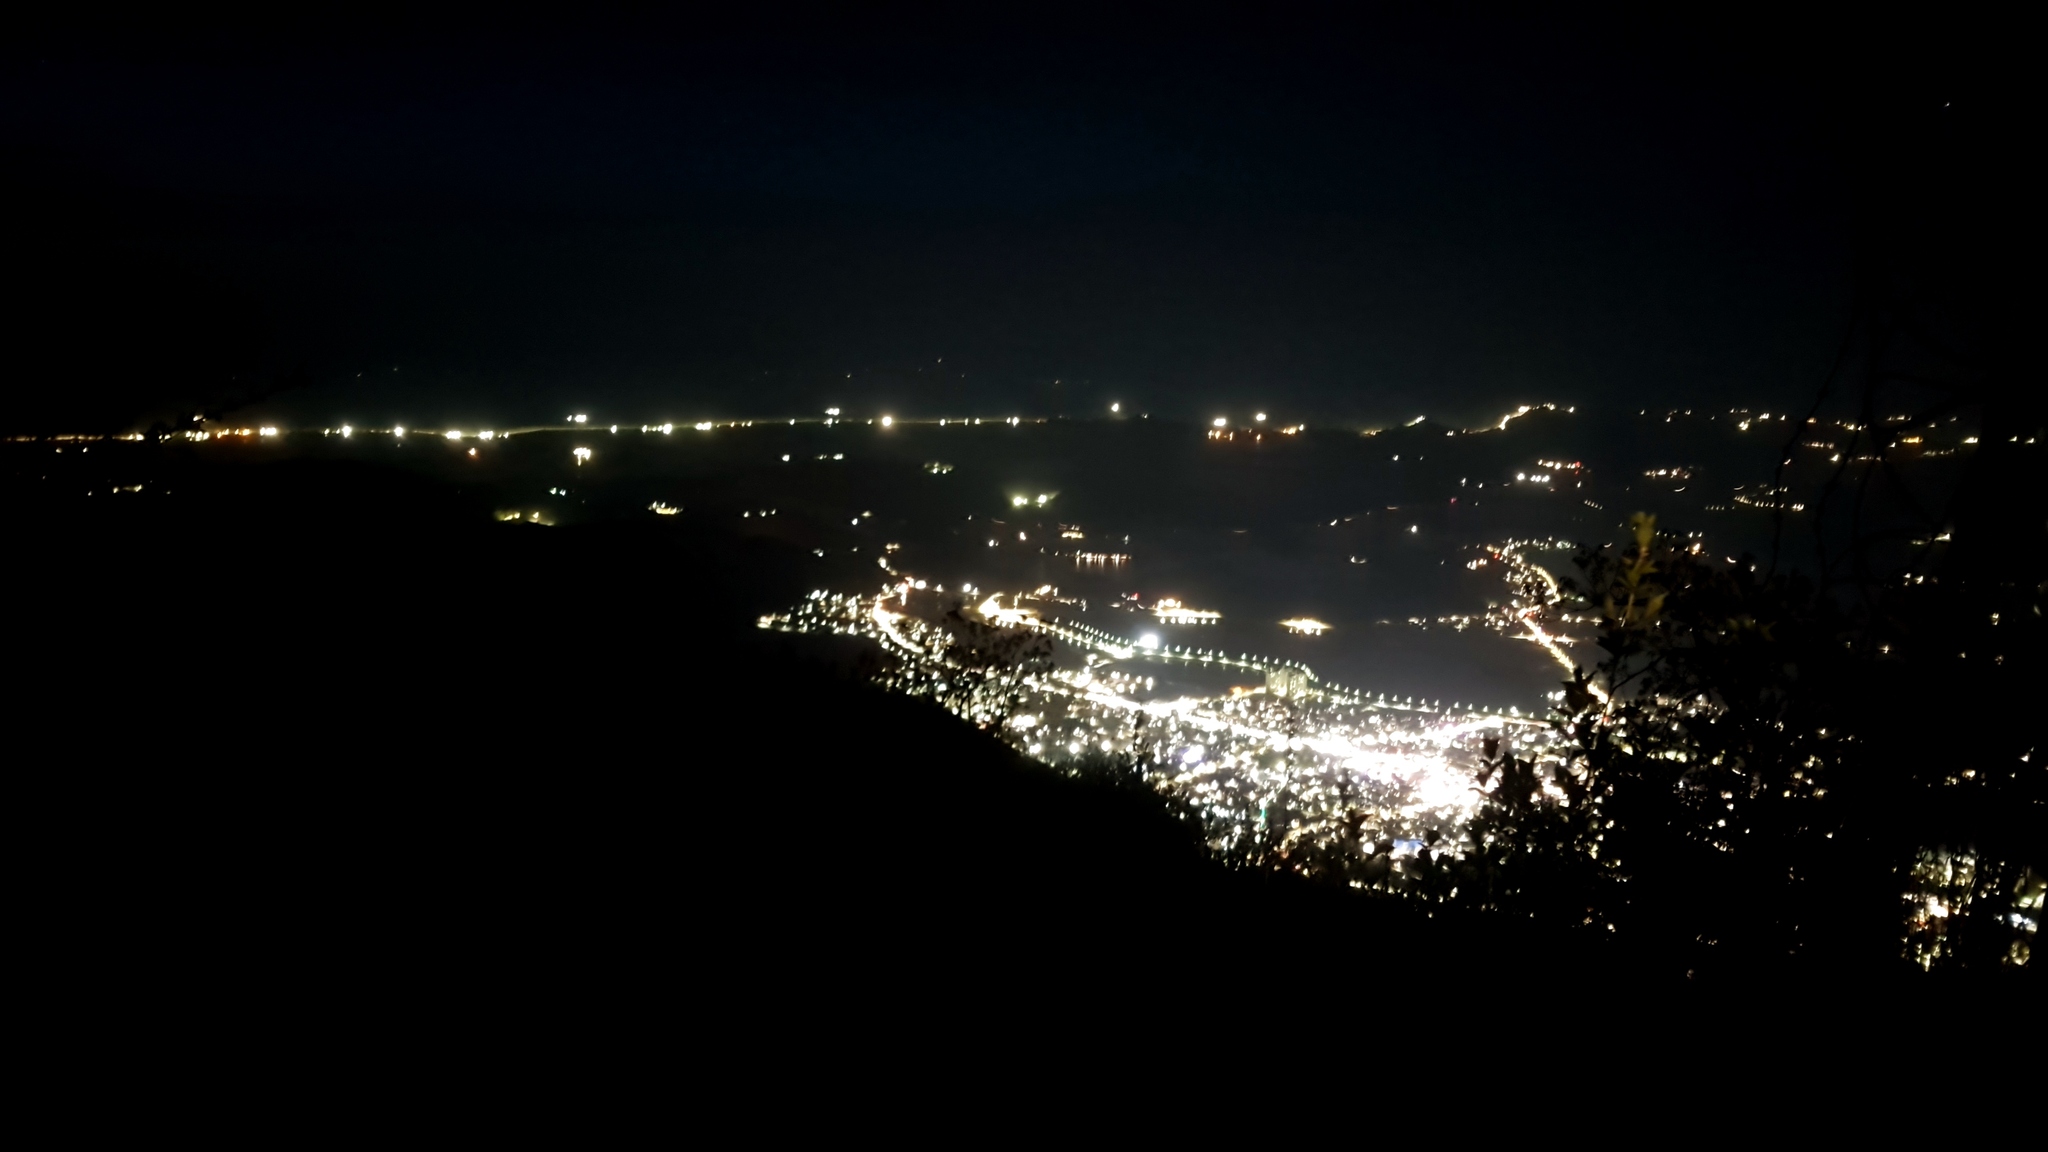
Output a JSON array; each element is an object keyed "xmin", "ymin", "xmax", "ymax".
[{"xmin": 2, "ymin": 8, "xmax": 2009, "ymax": 431}]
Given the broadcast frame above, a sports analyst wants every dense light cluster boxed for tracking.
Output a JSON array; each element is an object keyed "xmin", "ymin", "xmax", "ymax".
[{"xmin": 762, "ymin": 582, "xmax": 1561, "ymax": 887}]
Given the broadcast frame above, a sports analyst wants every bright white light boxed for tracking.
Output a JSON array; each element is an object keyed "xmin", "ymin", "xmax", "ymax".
[
  {"xmin": 446, "ymin": 430, "xmax": 463, "ymax": 440},
  {"xmin": 573, "ymin": 447, "xmax": 592, "ymax": 464},
  {"xmin": 1255, "ymin": 412, "xmax": 1267, "ymax": 422},
  {"xmin": 695, "ymin": 422, "xmax": 714, "ymax": 431},
  {"xmin": 782, "ymin": 454, "xmax": 791, "ymax": 461},
  {"xmin": 571, "ymin": 414, "xmax": 587, "ymax": 424},
  {"xmin": 1213, "ymin": 417, "xmax": 1228, "ymax": 428},
  {"xmin": 340, "ymin": 425, "xmax": 352, "ymax": 437},
  {"xmin": 258, "ymin": 426, "xmax": 278, "ymax": 436},
  {"xmin": 1409, "ymin": 525, "xmax": 1419, "ymax": 533},
  {"xmin": 1110, "ymin": 402, "xmax": 1121, "ymax": 413},
  {"xmin": 478, "ymin": 430, "xmax": 495, "ymax": 440},
  {"xmin": 880, "ymin": 415, "xmax": 894, "ymax": 427},
  {"xmin": 1137, "ymin": 633, "xmax": 1161, "ymax": 649},
  {"xmin": 825, "ymin": 407, "xmax": 841, "ymax": 416},
  {"xmin": 393, "ymin": 426, "xmax": 405, "ymax": 437},
  {"xmin": 1012, "ymin": 496, "xmax": 1028, "ymax": 506}
]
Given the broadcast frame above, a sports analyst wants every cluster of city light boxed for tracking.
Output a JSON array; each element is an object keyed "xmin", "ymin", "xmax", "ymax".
[
  {"xmin": 762, "ymin": 582, "xmax": 1563, "ymax": 888},
  {"xmin": 1152, "ymin": 597, "xmax": 1222, "ymax": 624},
  {"xmin": 1280, "ymin": 618, "xmax": 1331, "ymax": 636}
]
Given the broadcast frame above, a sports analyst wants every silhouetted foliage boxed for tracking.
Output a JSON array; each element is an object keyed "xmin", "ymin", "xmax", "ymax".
[{"xmin": 1451, "ymin": 512, "xmax": 2042, "ymax": 978}]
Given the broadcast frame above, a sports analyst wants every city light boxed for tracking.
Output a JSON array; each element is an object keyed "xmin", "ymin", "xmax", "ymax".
[
  {"xmin": 1213, "ymin": 417, "xmax": 1228, "ymax": 428},
  {"xmin": 1153, "ymin": 598, "xmax": 1222, "ymax": 624},
  {"xmin": 573, "ymin": 447, "xmax": 592, "ymax": 464},
  {"xmin": 763, "ymin": 584, "xmax": 1559, "ymax": 893}
]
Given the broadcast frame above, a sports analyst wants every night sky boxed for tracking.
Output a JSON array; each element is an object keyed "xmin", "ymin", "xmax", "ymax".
[{"xmin": 3, "ymin": 8, "xmax": 2010, "ymax": 432}]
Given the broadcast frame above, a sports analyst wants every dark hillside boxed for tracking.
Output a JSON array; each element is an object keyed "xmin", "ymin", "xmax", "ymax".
[{"xmin": 12, "ymin": 453, "xmax": 1703, "ymax": 1038}]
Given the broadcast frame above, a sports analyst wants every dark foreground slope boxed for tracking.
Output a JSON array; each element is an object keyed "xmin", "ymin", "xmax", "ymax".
[{"xmin": 21, "ymin": 454, "xmax": 1875, "ymax": 1046}]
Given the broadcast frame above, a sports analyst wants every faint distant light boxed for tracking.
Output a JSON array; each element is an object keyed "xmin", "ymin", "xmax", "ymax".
[
  {"xmin": 1137, "ymin": 633, "xmax": 1160, "ymax": 649},
  {"xmin": 880, "ymin": 415, "xmax": 894, "ymax": 427},
  {"xmin": 1255, "ymin": 412, "xmax": 1267, "ymax": 423},
  {"xmin": 573, "ymin": 447, "xmax": 592, "ymax": 464},
  {"xmin": 1213, "ymin": 417, "xmax": 1227, "ymax": 428}
]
